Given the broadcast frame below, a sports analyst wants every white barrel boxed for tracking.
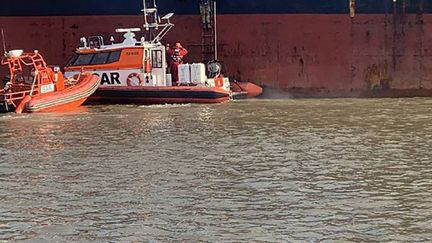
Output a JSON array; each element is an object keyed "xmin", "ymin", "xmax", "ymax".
[
  {"xmin": 190, "ymin": 63, "xmax": 207, "ymax": 84},
  {"xmin": 178, "ymin": 64, "xmax": 191, "ymax": 84}
]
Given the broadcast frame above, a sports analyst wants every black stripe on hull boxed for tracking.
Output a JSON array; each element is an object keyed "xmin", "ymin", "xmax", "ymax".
[
  {"xmin": 0, "ymin": 0, "xmax": 430, "ymax": 16},
  {"xmin": 89, "ymin": 89, "xmax": 230, "ymax": 104}
]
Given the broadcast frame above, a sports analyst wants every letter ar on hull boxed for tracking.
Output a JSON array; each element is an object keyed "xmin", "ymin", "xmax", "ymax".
[{"xmin": 96, "ymin": 72, "xmax": 121, "ymax": 85}]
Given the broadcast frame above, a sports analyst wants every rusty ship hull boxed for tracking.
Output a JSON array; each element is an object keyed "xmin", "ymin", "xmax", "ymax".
[{"xmin": 0, "ymin": 0, "xmax": 431, "ymax": 98}]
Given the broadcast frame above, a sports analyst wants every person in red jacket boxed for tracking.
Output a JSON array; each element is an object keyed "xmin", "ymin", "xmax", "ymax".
[{"xmin": 167, "ymin": 42, "xmax": 188, "ymax": 85}]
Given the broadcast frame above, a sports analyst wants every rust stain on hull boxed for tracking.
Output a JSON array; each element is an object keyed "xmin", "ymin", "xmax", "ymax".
[{"xmin": 364, "ymin": 63, "xmax": 392, "ymax": 91}]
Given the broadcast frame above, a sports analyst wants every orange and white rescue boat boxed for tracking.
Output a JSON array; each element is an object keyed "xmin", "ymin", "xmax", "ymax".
[
  {"xmin": 0, "ymin": 50, "xmax": 99, "ymax": 113},
  {"xmin": 64, "ymin": 0, "xmax": 261, "ymax": 105}
]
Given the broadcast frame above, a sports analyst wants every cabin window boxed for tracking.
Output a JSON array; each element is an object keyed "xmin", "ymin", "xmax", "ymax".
[
  {"xmin": 91, "ymin": 52, "xmax": 110, "ymax": 65},
  {"xmin": 106, "ymin": 51, "xmax": 121, "ymax": 63},
  {"xmin": 152, "ymin": 50, "xmax": 163, "ymax": 68},
  {"xmin": 65, "ymin": 54, "xmax": 78, "ymax": 66},
  {"xmin": 67, "ymin": 50, "xmax": 121, "ymax": 66},
  {"xmin": 73, "ymin": 54, "xmax": 94, "ymax": 66}
]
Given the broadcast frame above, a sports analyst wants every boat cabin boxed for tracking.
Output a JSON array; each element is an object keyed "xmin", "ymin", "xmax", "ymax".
[
  {"xmin": 64, "ymin": 28, "xmax": 230, "ymax": 92},
  {"xmin": 64, "ymin": 0, "xmax": 232, "ymax": 94},
  {"xmin": 64, "ymin": 28, "xmax": 170, "ymax": 87}
]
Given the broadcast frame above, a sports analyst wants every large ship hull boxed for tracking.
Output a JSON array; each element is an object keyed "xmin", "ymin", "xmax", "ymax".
[{"xmin": 1, "ymin": 1, "xmax": 431, "ymax": 98}]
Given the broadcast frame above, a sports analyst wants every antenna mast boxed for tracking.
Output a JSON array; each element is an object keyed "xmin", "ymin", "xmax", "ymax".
[
  {"xmin": 213, "ymin": 0, "xmax": 217, "ymax": 60},
  {"xmin": 142, "ymin": 0, "xmax": 174, "ymax": 43},
  {"xmin": 1, "ymin": 28, "xmax": 7, "ymax": 56},
  {"xmin": 143, "ymin": 0, "xmax": 148, "ymax": 30}
]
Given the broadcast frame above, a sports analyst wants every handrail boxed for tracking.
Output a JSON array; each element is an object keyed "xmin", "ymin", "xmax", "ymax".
[
  {"xmin": 0, "ymin": 51, "xmax": 53, "ymax": 110},
  {"xmin": 29, "ymin": 73, "xmax": 38, "ymax": 96}
]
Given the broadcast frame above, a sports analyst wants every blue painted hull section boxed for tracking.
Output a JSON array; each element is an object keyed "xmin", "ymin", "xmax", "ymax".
[{"xmin": 0, "ymin": 0, "xmax": 430, "ymax": 16}]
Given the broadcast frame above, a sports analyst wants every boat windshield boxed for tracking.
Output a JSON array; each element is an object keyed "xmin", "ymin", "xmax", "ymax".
[{"xmin": 66, "ymin": 50, "xmax": 122, "ymax": 67}]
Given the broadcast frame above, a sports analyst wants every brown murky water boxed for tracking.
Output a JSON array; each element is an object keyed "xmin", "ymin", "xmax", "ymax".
[{"xmin": 1, "ymin": 98, "xmax": 432, "ymax": 242}]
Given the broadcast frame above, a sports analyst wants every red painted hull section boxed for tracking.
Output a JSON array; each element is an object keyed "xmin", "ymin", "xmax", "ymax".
[
  {"xmin": 1, "ymin": 14, "xmax": 432, "ymax": 97},
  {"xmin": 231, "ymin": 81, "xmax": 263, "ymax": 98}
]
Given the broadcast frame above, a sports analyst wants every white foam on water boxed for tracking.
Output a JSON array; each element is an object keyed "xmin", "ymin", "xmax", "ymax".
[{"xmin": 138, "ymin": 103, "xmax": 192, "ymax": 109}]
